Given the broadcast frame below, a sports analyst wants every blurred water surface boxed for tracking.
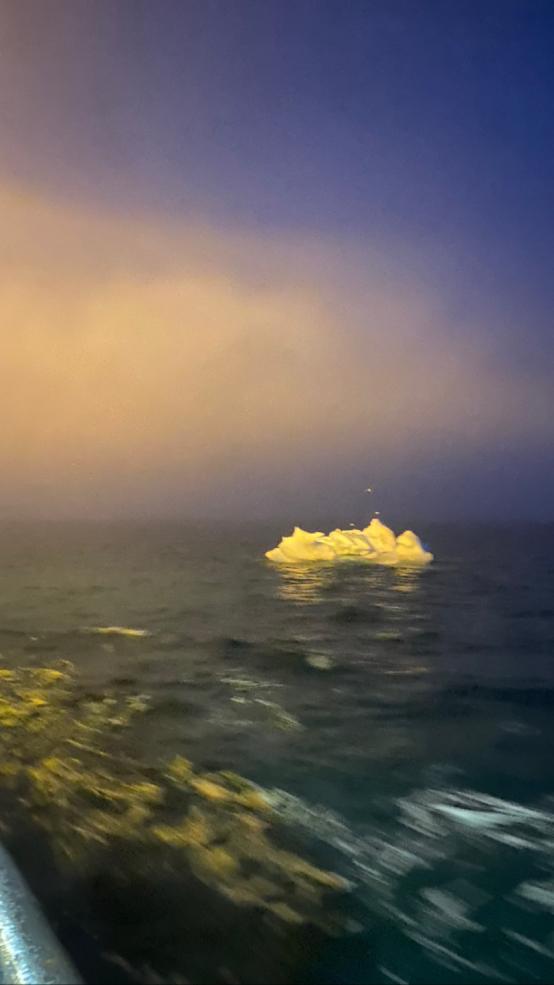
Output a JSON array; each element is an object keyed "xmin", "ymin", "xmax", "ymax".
[{"xmin": 0, "ymin": 521, "xmax": 553, "ymax": 984}]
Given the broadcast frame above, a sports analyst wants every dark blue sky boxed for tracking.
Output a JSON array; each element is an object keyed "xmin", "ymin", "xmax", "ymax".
[
  {"xmin": 1, "ymin": 0, "xmax": 553, "ymax": 520},
  {"xmin": 4, "ymin": 4, "xmax": 553, "ymax": 224},
  {"xmin": 4, "ymin": 1, "xmax": 554, "ymax": 352}
]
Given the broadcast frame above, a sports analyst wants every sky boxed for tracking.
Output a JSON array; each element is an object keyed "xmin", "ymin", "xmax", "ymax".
[{"xmin": 0, "ymin": 0, "xmax": 553, "ymax": 523}]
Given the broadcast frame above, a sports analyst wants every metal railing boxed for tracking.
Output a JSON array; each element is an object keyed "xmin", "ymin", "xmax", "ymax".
[{"xmin": 0, "ymin": 842, "xmax": 81, "ymax": 984}]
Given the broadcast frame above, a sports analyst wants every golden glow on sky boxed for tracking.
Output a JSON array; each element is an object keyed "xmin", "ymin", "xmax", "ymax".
[{"xmin": 0, "ymin": 183, "xmax": 549, "ymax": 517}]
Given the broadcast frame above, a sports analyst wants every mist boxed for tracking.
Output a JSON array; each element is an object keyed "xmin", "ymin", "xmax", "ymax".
[{"xmin": 1, "ymin": 183, "xmax": 551, "ymax": 522}]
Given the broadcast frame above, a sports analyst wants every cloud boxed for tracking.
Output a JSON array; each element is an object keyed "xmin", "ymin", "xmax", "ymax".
[{"xmin": 0, "ymin": 182, "xmax": 550, "ymax": 518}]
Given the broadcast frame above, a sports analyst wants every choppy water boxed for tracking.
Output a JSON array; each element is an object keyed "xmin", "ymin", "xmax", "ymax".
[{"xmin": 0, "ymin": 522, "xmax": 553, "ymax": 984}]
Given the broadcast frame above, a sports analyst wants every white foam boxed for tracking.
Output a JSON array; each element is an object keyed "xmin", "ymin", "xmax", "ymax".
[{"xmin": 83, "ymin": 626, "xmax": 151, "ymax": 638}]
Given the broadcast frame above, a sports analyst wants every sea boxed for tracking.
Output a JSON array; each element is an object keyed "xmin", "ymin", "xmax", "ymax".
[{"xmin": 0, "ymin": 521, "xmax": 553, "ymax": 985}]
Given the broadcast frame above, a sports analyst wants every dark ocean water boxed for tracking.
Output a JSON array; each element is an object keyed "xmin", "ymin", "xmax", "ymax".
[{"xmin": 0, "ymin": 522, "xmax": 553, "ymax": 985}]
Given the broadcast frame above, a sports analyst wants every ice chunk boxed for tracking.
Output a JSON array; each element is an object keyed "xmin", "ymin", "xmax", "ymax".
[
  {"xmin": 265, "ymin": 518, "xmax": 433, "ymax": 566},
  {"xmin": 265, "ymin": 527, "xmax": 337, "ymax": 563},
  {"xmin": 326, "ymin": 528, "xmax": 375, "ymax": 556},
  {"xmin": 363, "ymin": 518, "xmax": 397, "ymax": 554},
  {"xmin": 395, "ymin": 530, "xmax": 434, "ymax": 565}
]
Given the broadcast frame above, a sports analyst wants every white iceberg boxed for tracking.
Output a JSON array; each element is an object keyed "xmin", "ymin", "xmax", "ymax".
[{"xmin": 265, "ymin": 518, "xmax": 433, "ymax": 566}]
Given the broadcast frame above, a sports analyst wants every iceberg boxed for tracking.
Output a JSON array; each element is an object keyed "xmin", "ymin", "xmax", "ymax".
[{"xmin": 265, "ymin": 518, "xmax": 433, "ymax": 566}]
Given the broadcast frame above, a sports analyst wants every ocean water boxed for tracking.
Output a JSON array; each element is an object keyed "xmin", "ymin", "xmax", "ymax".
[{"xmin": 0, "ymin": 521, "xmax": 553, "ymax": 985}]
